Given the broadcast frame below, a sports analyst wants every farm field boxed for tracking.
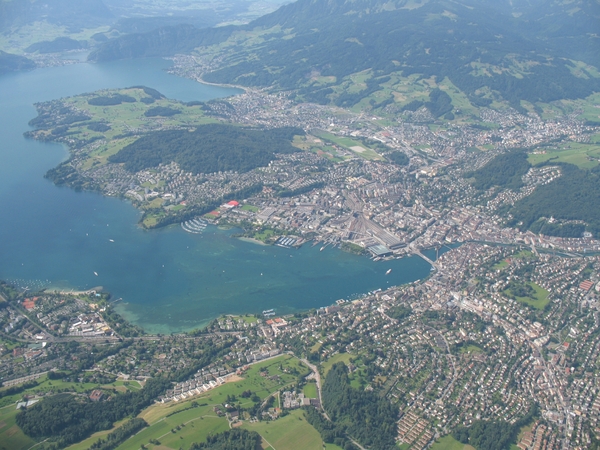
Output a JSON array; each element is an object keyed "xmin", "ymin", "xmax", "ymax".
[{"xmin": 242, "ymin": 409, "xmax": 341, "ymax": 450}]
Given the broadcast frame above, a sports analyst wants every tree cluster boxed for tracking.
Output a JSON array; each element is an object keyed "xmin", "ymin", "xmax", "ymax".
[
  {"xmin": 109, "ymin": 124, "xmax": 303, "ymax": 175},
  {"xmin": 88, "ymin": 94, "xmax": 136, "ymax": 106},
  {"xmin": 509, "ymin": 164, "xmax": 600, "ymax": 237},
  {"xmin": 322, "ymin": 362, "xmax": 398, "ymax": 450},
  {"xmin": 89, "ymin": 418, "xmax": 148, "ymax": 450},
  {"xmin": 16, "ymin": 378, "xmax": 170, "ymax": 448},
  {"xmin": 465, "ymin": 151, "xmax": 531, "ymax": 191},
  {"xmin": 303, "ymin": 407, "xmax": 358, "ymax": 450},
  {"xmin": 453, "ymin": 404, "xmax": 538, "ymax": 450},
  {"xmin": 144, "ymin": 106, "xmax": 180, "ymax": 117},
  {"xmin": 189, "ymin": 428, "xmax": 262, "ymax": 450},
  {"xmin": 387, "ymin": 151, "xmax": 409, "ymax": 166}
]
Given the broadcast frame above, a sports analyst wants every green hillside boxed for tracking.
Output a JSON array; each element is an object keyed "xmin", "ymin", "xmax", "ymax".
[{"xmin": 89, "ymin": 0, "xmax": 600, "ymax": 114}]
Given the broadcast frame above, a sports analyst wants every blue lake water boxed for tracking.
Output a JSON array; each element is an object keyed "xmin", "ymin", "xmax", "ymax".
[{"xmin": 0, "ymin": 58, "xmax": 433, "ymax": 333}]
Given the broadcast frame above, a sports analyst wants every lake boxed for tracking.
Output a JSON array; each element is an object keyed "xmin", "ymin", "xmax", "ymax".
[{"xmin": 0, "ymin": 57, "xmax": 432, "ymax": 333}]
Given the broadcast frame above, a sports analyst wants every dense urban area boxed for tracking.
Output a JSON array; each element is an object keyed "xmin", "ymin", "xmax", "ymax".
[{"xmin": 2, "ymin": 60, "xmax": 600, "ymax": 449}]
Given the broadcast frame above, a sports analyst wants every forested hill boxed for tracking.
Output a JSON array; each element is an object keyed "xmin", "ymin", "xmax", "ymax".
[
  {"xmin": 108, "ymin": 124, "xmax": 303, "ymax": 175},
  {"xmin": 0, "ymin": 0, "xmax": 113, "ymax": 32},
  {"xmin": 89, "ymin": 0, "xmax": 600, "ymax": 110},
  {"xmin": 88, "ymin": 24, "xmax": 237, "ymax": 62},
  {"xmin": 0, "ymin": 51, "xmax": 35, "ymax": 75}
]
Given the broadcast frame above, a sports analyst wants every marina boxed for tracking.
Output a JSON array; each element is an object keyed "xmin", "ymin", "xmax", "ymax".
[
  {"xmin": 181, "ymin": 218, "xmax": 208, "ymax": 234},
  {"xmin": 275, "ymin": 236, "xmax": 299, "ymax": 248}
]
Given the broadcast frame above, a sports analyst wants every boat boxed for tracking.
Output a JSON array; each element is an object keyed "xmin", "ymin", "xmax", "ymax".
[
  {"xmin": 386, "ymin": 269, "xmax": 392, "ymax": 275},
  {"xmin": 109, "ymin": 239, "xmax": 114, "ymax": 242},
  {"xmin": 320, "ymin": 246, "xmax": 325, "ymax": 251},
  {"xmin": 93, "ymin": 272, "xmax": 98, "ymax": 276},
  {"xmin": 262, "ymin": 309, "xmax": 274, "ymax": 314}
]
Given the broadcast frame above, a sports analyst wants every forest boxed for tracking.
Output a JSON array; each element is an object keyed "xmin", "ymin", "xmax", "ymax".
[
  {"xmin": 16, "ymin": 378, "xmax": 170, "ymax": 448},
  {"xmin": 189, "ymin": 429, "xmax": 262, "ymax": 450},
  {"xmin": 453, "ymin": 404, "xmax": 538, "ymax": 450},
  {"xmin": 322, "ymin": 362, "xmax": 398, "ymax": 450},
  {"xmin": 303, "ymin": 406, "xmax": 358, "ymax": 450},
  {"xmin": 387, "ymin": 151, "xmax": 409, "ymax": 166},
  {"xmin": 109, "ymin": 124, "xmax": 303, "ymax": 175},
  {"xmin": 465, "ymin": 151, "xmax": 531, "ymax": 191},
  {"xmin": 144, "ymin": 106, "xmax": 180, "ymax": 117},
  {"xmin": 0, "ymin": 50, "xmax": 35, "ymax": 75},
  {"xmin": 509, "ymin": 164, "xmax": 600, "ymax": 237},
  {"xmin": 88, "ymin": 94, "xmax": 136, "ymax": 106},
  {"xmin": 25, "ymin": 37, "xmax": 86, "ymax": 54}
]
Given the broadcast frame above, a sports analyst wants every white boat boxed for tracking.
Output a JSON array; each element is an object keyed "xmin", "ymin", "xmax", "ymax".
[{"xmin": 386, "ymin": 269, "xmax": 392, "ymax": 275}]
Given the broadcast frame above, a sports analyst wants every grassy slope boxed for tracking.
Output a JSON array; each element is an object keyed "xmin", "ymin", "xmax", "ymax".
[
  {"xmin": 98, "ymin": 355, "xmax": 309, "ymax": 449},
  {"xmin": 243, "ymin": 409, "xmax": 327, "ymax": 450},
  {"xmin": 45, "ymin": 87, "xmax": 218, "ymax": 172},
  {"xmin": 431, "ymin": 435, "xmax": 476, "ymax": 450},
  {"xmin": 320, "ymin": 353, "xmax": 354, "ymax": 377}
]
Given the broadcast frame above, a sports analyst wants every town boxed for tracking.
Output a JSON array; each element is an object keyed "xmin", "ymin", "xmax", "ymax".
[{"xmin": 3, "ymin": 56, "xmax": 600, "ymax": 450}]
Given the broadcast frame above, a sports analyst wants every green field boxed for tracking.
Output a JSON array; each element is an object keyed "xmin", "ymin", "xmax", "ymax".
[
  {"xmin": 0, "ymin": 403, "xmax": 37, "ymax": 450},
  {"xmin": 37, "ymin": 87, "xmax": 218, "ymax": 173},
  {"xmin": 0, "ymin": 374, "xmax": 113, "ymax": 409},
  {"xmin": 493, "ymin": 260, "xmax": 509, "ymax": 270},
  {"xmin": 460, "ymin": 344, "xmax": 484, "ymax": 355},
  {"xmin": 303, "ymin": 382, "xmax": 318, "ymax": 399},
  {"xmin": 106, "ymin": 355, "xmax": 309, "ymax": 449},
  {"xmin": 15, "ymin": 355, "xmax": 309, "ymax": 450},
  {"xmin": 315, "ymin": 131, "xmax": 384, "ymax": 161},
  {"xmin": 431, "ymin": 435, "xmax": 476, "ymax": 450},
  {"xmin": 294, "ymin": 135, "xmax": 349, "ymax": 162},
  {"xmin": 116, "ymin": 403, "xmax": 229, "ymax": 450},
  {"xmin": 0, "ymin": 24, "xmax": 110, "ymax": 54},
  {"xmin": 241, "ymin": 204, "xmax": 260, "ymax": 213},
  {"xmin": 321, "ymin": 353, "xmax": 354, "ymax": 376},
  {"xmin": 528, "ymin": 142, "xmax": 600, "ymax": 169},
  {"xmin": 243, "ymin": 409, "xmax": 338, "ymax": 450},
  {"xmin": 504, "ymin": 282, "xmax": 550, "ymax": 310}
]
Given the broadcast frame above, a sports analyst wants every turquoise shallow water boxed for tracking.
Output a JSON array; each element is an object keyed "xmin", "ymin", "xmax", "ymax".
[{"xmin": 0, "ymin": 58, "xmax": 432, "ymax": 333}]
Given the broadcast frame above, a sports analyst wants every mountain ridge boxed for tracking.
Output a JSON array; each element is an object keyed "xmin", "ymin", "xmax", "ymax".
[{"xmin": 88, "ymin": 0, "xmax": 600, "ymax": 112}]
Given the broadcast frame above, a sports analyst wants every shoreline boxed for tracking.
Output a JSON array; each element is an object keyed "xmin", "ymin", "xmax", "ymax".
[
  {"xmin": 47, "ymin": 287, "xmax": 103, "ymax": 296},
  {"xmin": 237, "ymin": 236, "xmax": 269, "ymax": 246}
]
